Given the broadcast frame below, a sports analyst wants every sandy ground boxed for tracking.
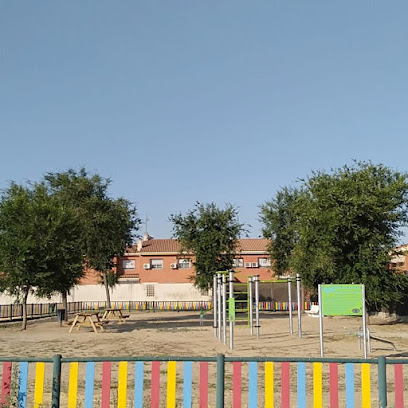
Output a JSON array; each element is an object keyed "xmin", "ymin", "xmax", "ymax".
[{"xmin": 0, "ymin": 310, "xmax": 406, "ymax": 359}]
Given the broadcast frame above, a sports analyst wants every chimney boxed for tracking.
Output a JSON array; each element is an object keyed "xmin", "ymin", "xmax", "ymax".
[{"xmin": 137, "ymin": 239, "xmax": 143, "ymax": 252}]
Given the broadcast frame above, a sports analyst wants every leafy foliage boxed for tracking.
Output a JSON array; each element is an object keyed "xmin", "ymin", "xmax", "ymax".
[
  {"xmin": 261, "ymin": 162, "xmax": 408, "ymax": 311},
  {"xmin": 44, "ymin": 168, "xmax": 140, "ymax": 304},
  {"xmin": 170, "ymin": 202, "xmax": 245, "ymax": 290},
  {"xmin": 0, "ymin": 182, "xmax": 83, "ymax": 329},
  {"xmin": 260, "ymin": 187, "xmax": 299, "ymax": 276}
]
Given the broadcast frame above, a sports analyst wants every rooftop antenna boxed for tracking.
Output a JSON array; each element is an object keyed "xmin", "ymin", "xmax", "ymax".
[{"xmin": 144, "ymin": 213, "xmax": 149, "ymax": 235}]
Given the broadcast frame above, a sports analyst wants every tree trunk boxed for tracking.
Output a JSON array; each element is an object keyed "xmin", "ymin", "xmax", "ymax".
[
  {"xmin": 21, "ymin": 288, "xmax": 29, "ymax": 330},
  {"xmin": 102, "ymin": 271, "xmax": 111, "ymax": 308},
  {"xmin": 62, "ymin": 290, "xmax": 68, "ymax": 321}
]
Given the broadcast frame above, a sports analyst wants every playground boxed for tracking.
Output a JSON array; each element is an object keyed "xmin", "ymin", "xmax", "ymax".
[{"xmin": 0, "ymin": 310, "xmax": 406, "ymax": 359}]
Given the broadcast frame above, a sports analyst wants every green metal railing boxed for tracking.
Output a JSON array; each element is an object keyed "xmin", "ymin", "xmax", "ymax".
[{"xmin": 1, "ymin": 354, "xmax": 406, "ymax": 407}]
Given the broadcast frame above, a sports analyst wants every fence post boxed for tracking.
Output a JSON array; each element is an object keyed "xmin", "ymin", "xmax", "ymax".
[
  {"xmin": 378, "ymin": 356, "xmax": 387, "ymax": 408},
  {"xmin": 216, "ymin": 354, "xmax": 225, "ymax": 408},
  {"xmin": 51, "ymin": 354, "xmax": 62, "ymax": 408}
]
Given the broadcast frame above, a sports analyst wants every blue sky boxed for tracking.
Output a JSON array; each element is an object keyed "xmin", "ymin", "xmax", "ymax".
[{"xmin": 1, "ymin": 1, "xmax": 408, "ymax": 241}]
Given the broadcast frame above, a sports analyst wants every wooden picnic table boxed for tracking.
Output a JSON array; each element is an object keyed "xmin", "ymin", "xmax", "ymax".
[
  {"xmin": 101, "ymin": 308, "xmax": 130, "ymax": 324},
  {"xmin": 69, "ymin": 312, "xmax": 106, "ymax": 333}
]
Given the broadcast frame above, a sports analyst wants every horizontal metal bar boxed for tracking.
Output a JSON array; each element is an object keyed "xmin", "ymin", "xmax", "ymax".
[
  {"xmin": 224, "ymin": 357, "xmax": 380, "ymax": 364},
  {"xmin": 62, "ymin": 356, "xmax": 218, "ymax": 363},
  {"xmin": 0, "ymin": 357, "xmax": 54, "ymax": 363}
]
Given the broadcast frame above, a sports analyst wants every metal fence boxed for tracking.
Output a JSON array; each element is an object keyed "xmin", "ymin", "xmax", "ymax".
[
  {"xmin": 0, "ymin": 302, "xmax": 83, "ymax": 321},
  {"xmin": 0, "ymin": 354, "xmax": 405, "ymax": 407}
]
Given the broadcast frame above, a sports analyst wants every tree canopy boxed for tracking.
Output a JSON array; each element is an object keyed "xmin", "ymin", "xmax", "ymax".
[
  {"xmin": 0, "ymin": 182, "xmax": 83, "ymax": 329},
  {"xmin": 44, "ymin": 168, "xmax": 140, "ymax": 306},
  {"xmin": 260, "ymin": 162, "xmax": 408, "ymax": 311},
  {"xmin": 170, "ymin": 202, "xmax": 245, "ymax": 290}
]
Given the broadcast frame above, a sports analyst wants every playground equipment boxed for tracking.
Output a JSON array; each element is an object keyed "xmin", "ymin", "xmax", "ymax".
[
  {"xmin": 213, "ymin": 271, "xmax": 235, "ymax": 349},
  {"xmin": 213, "ymin": 272, "xmax": 305, "ymax": 349},
  {"xmin": 248, "ymin": 274, "xmax": 303, "ymax": 338}
]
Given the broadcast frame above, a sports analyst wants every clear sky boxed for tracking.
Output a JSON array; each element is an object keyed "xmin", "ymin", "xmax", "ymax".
[{"xmin": 1, "ymin": 1, "xmax": 408, "ymax": 241}]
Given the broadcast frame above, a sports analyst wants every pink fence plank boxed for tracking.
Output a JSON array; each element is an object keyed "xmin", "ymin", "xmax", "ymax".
[
  {"xmin": 101, "ymin": 361, "xmax": 111, "ymax": 408},
  {"xmin": 281, "ymin": 362, "xmax": 290, "ymax": 408},
  {"xmin": 232, "ymin": 362, "xmax": 241, "ymax": 408},
  {"xmin": 394, "ymin": 364, "xmax": 404, "ymax": 408},
  {"xmin": 330, "ymin": 362, "xmax": 339, "ymax": 408},
  {"xmin": 151, "ymin": 361, "xmax": 160, "ymax": 408},
  {"xmin": 199, "ymin": 362, "xmax": 208, "ymax": 408},
  {"xmin": 1, "ymin": 362, "xmax": 12, "ymax": 405}
]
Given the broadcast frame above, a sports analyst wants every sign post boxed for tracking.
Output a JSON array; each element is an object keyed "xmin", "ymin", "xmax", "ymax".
[{"xmin": 319, "ymin": 284, "xmax": 367, "ymax": 358}]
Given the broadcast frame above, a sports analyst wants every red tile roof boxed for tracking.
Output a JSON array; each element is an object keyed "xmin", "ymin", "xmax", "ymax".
[{"xmin": 129, "ymin": 238, "xmax": 270, "ymax": 254}]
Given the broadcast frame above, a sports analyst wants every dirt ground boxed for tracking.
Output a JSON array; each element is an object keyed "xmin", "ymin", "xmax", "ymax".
[{"xmin": 0, "ymin": 310, "xmax": 406, "ymax": 359}]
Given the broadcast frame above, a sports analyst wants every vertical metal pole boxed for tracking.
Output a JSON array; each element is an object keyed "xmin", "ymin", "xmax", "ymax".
[
  {"xmin": 288, "ymin": 278, "xmax": 293, "ymax": 335},
  {"xmin": 216, "ymin": 354, "xmax": 225, "ymax": 408},
  {"xmin": 51, "ymin": 354, "xmax": 62, "ymax": 408},
  {"xmin": 362, "ymin": 284, "xmax": 368, "ymax": 359},
  {"xmin": 213, "ymin": 275, "xmax": 218, "ymax": 338},
  {"xmin": 296, "ymin": 274, "xmax": 302, "ymax": 338},
  {"xmin": 222, "ymin": 274, "xmax": 227, "ymax": 345},
  {"xmin": 319, "ymin": 284, "xmax": 324, "ymax": 357},
  {"xmin": 248, "ymin": 277, "xmax": 253, "ymax": 335},
  {"xmin": 229, "ymin": 270, "xmax": 234, "ymax": 350},
  {"xmin": 254, "ymin": 275, "xmax": 260, "ymax": 338},
  {"xmin": 217, "ymin": 274, "xmax": 222, "ymax": 341},
  {"xmin": 378, "ymin": 356, "xmax": 387, "ymax": 408}
]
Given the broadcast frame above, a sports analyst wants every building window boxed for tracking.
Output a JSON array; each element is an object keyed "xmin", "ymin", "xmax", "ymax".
[
  {"xmin": 232, "ymin": 258, "xmax": 244, "ymax": 268},
  {"xmin": 258, "ymin": 257, "xmax": 271, "ymax": 267},
  {"xmin": 150, "ymin": 259, "xmax": 163, "ymax": 269},
  {"xmin": 122, "ymin": 260, "xmax": 135, "ymax": 270},
  {"xmin": 178, "ymin": 259, "xmax": 191, "ymax": 269},
  {"xmin": 146, "ymin": 284, "xmax": 155, "ymax": 297}
]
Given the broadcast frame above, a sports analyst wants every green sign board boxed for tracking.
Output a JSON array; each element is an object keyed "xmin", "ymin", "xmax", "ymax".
[
  {"xmin": 321, "ymin": 284, "xmax": 363, "ymax": 316},
  {"xmin": 228, "ymin": 298, "xmax": 235, "ymax": 322}
]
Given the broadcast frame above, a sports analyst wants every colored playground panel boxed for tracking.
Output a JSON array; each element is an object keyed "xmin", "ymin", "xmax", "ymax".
[{"xmin": 321, "ymin": 284, "xmax": 363, "ymax": 316}]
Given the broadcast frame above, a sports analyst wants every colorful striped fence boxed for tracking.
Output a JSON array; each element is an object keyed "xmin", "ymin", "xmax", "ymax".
[
  {"xmin": 0, "ymin": 355, "xmax": 406, "ymax": 407},
  {"xmin": 258, "ymin": 301, "xmax": 318, "ymax": 311},
  {"xmin": 81, "ymin": 301, "xmax": 212, "ymax": 311}
]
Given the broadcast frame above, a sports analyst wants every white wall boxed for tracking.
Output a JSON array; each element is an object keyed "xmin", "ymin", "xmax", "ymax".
[{"xmin": 0, "ymin": 283, "xmax": 211, "ymax": 304}]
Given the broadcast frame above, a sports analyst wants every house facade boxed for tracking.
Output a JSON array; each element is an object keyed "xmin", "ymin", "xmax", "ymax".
[
  {"xmin": 81, "ymin": 234, "xmax": 273, "ymax": 286},
  {"xmin": 116, "ymin": 235, "xmax": 273, "ymax": 284}
]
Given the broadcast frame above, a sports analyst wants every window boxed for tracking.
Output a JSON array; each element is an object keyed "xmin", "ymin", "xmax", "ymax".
[
  {"xmin": 150, "ymin": 259, "xmax": 163, "ymax": 269},
  {"xmin": 232, "ymin": 258, "xmax": 244, "ymax": 268},
  {"xmin": 258, "ymin": 257, "xmax": 271, "ymax": 267},
  {"xmin": 178, "ymin": 259, "xmax": 191, "ymax": 269},
  {"xmin": 146, "ymin": 284, "xmax": 155, "ymax": 297},
  {"xmin": 122, "ymin": 260, "xmax": 135, "ymax": 270}
]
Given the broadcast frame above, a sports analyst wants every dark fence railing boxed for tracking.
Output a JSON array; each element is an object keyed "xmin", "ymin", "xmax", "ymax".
[
  {"xmin": 0, "ymin": 354, "xmax": 405, "ymax": 408},
  {"xmin": 0, "ymin": 299, "xmax": 317, "ymax": 322},
  {"xmin": 0, "ymin": 302, "xmax": 82, "ymax": 321}
]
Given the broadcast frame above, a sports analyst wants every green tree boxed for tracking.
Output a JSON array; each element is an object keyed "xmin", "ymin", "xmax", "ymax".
[
  {"xmin": 44, "ymin": 169, "xmax": 140, "ymax": 307},
  {"xmin": 0, "ymin": 182, "xmax": 83, "ymax": 329},
  {"xmin": 260, "ymin": 187, "xmax": 299, "ymax": 277},
  {"xmin": 170, "ymin": 202, "xmax": 246, "ymax": 290},
  {"xmin": 261, "ymin": 162, "xmax": 408, "ymax": 311}
]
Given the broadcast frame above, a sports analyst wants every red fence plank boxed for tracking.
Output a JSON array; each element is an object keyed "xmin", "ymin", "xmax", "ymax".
[
  {"xmin": 281, "ymin": 362, "xmax": 290, "ymax": 408},
  {"xmin": 101, "ymin": 361, "xmax": 111, "ymax": 408},
  {"xmin": 1, "ymin": 362, "xmax": 12, "ymax": 405},
  {"xmin": 151, "ymin": 361, "xmax": 160, "ymax": 408},
  {"xmin": 394, "ymin": 364, "xmax": 404, "ymax": 408},
  {"xmin": 329, "ymin": 362, "xmax": 339, "ymax": 408},
  {"xmin": 232, "ymin": 362, "xmax": 241, "ymax": 408},
  {"xmin": 199, "ymin": 361, "xmax": 208, "ymax": 408}
]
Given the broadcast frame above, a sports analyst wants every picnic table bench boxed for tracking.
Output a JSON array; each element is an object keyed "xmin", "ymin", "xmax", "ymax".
[
  {"xmin": 101, "ymin": 308, "xmax": 130, "ymax": 324},
  {"xmin": 68, "ymin": 312, "xmax": 107, "ymax": 333}
]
